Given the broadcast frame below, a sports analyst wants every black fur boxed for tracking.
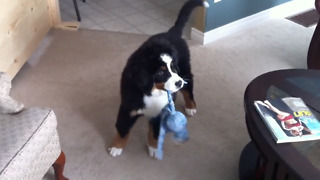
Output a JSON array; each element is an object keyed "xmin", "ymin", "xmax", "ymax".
[{"xmin": 115, "ymin": 0, "xmax": 205, "ymax": 139}]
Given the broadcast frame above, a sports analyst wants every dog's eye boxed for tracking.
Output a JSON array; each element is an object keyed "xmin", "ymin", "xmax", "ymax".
[{"xmin": 157, "ymin": 70, "xmax": 164, "ymax": 76}]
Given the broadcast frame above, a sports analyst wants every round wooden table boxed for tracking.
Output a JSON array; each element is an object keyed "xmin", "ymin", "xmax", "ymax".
[{"xmin": 240, "ymin": 69, "xmax": 320, "ymax": 180}]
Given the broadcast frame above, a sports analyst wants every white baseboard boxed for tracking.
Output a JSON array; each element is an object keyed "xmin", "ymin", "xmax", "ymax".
[{"xmin": 191, "ymin": 0, "xmax": 314, "ymax": 45}]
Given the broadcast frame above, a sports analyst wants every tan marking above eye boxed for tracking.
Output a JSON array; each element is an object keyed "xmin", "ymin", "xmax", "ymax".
[
  {"xmin": 154, "ymin": 83, "xmax": 165, "ymax": 90},
  {"xmin": 160, "ymin": 66, "xmax": 167, "ymax": 70}
]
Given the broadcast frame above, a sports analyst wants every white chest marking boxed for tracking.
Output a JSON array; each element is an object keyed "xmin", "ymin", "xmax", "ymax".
[{"xmin": 142, "ymin": 89, "xmax": 169, "ymax": 117}]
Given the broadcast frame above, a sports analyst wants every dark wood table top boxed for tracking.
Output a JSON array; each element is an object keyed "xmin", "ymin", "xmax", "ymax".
[{"xmin": 244, "ymin": 69, "xmax": 320, "ymax": 179}]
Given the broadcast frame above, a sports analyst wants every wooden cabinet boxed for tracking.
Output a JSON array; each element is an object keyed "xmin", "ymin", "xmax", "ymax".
[{"xmin": 0, "ymin": 0, "xmax": 61, "ymax": 78}]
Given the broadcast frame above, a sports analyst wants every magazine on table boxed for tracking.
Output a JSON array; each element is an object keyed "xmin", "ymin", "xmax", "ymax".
[{"xmin": 254, "ymin": 97, "xmax": 320, "ymax": 143}]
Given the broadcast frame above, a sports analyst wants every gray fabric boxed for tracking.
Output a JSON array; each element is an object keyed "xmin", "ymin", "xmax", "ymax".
[{"xmin": 0, "ymin": 108, "xmax": 59, "ymax": 179}]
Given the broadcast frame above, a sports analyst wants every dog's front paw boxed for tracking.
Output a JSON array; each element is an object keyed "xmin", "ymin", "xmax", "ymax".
[
  {"xmin": 108, "ymin": 147, "xmax": 123, "ymax": 157},
  {"xmin": 185, "ymin": 108, "xmax": 197, "ymax": 116},
  {"xmin": 148, "ymin": 146, "xmax": 159, "ymax": 159}
]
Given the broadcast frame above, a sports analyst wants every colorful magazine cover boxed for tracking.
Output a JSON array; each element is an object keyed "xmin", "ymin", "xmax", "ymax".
[{"xmin": 254, "ymin": 97, "xmax": 320, "ymax": 143}]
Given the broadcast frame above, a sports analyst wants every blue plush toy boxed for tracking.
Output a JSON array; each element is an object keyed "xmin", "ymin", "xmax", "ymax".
[{"xmin": 154, "ymin": 90, "xmax": 189, "ymax": 160}]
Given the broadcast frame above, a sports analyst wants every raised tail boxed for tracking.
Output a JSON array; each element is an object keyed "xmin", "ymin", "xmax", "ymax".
[{"xmin": 168, "ymin": 0, "xmax": 209, "ymax": 37}]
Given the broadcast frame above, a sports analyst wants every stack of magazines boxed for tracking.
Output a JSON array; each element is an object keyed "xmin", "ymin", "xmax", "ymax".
[{"xmin": 254, "ymin": 97, "xmax": 320, "ymax": 143}]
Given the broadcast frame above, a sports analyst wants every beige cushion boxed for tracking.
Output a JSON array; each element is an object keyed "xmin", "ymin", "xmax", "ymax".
[{"xmin": 0, "ymin": 108, "xmax": 61, "ymax": 179}]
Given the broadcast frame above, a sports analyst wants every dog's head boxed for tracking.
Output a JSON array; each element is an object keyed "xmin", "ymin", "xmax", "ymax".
[
  {"xmin": 127, "ymin": 40, "xmax": 185, "ymax": 94},
  {"xmin": 153, "ymin": 54, "xmax": 185, "ymax": 92}
]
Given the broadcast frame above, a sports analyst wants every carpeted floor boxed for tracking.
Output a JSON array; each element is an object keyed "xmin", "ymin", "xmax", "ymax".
[{"xmin": 10, "ymin": 18, "xmax": 315, "ymax": 180}]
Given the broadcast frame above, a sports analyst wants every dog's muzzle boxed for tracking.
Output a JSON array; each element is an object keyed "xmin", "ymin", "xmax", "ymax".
[{"xmin": 164, "ymin": 73, "xmax": 185, "ymax": 92}]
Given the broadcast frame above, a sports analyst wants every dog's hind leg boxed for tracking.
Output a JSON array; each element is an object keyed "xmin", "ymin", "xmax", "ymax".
[
  {"xmin": 109, "ymin": 105, "xmax": 139, "ymax": 157},
  {"xmin": 180, "ymin": 82, "xmax": 197, "ymax": 116}
]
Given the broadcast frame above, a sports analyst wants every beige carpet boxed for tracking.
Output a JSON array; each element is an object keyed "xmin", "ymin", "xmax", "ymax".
[{"xmin": 10, "ymin": 18, "xmax": 315, "ymax": 180}]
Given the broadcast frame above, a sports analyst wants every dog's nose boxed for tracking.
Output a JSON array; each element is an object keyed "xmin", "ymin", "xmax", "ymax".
[{"xmin": 175, "ymin": 80, "xmax": 182, "ymax": 88}]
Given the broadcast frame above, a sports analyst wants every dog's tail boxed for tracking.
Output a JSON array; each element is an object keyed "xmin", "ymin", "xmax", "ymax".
[{"xmin": 168, "ymin": 0, "xmax": 209, "ymax": 37}]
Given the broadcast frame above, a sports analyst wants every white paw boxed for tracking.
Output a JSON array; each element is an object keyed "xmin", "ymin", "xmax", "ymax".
[
  {"xmin": 108, "ymin": 147, "xmax": 123, "ymax": 157},
  {"xmin": 148, "ymin": 146, "xmax": 159, "ymax": 158},
  {"xmin": 185, "ymin": 108, "xmax": 197, "ymax": 116}
]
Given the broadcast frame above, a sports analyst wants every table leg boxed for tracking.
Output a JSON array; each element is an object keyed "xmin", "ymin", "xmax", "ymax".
[{"xmin": 239, "ymin": 141, "xmax": 265, "ymax": 180}]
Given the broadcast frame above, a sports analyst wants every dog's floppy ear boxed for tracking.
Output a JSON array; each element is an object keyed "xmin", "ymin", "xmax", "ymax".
[{"xmin": 131, "ymin": 65, "xmax": 154, "ymax": 96}]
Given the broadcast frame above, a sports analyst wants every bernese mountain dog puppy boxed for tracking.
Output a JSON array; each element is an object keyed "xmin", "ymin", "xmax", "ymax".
[{"xmin": 109, "ymin": 0, "xmax": 209, "ymax": 158}]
